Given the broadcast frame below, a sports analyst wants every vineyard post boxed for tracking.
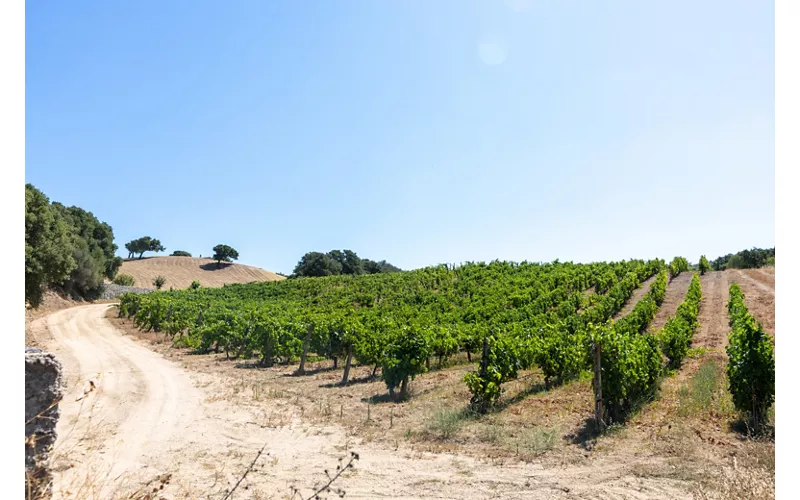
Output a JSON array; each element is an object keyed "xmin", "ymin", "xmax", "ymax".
[
  {"xmin": 297, "ymin": 324, "xmax": 314, "ymax": 375},
  {"xmin": 341, "ymin": 343, "xmax": 354, "ymax": 385},
  {"xmin": 592, "ymin": 341, "xmax": 606, "ymax": 432},
  {"xmin": 480, "ymin": 336, "xmax": 489, "ymax": 378}
]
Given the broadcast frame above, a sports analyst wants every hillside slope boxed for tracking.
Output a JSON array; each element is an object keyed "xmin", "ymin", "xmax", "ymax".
[{"xmin": 112, "ymin": 256, "xmax": 285, "ymax": 290}]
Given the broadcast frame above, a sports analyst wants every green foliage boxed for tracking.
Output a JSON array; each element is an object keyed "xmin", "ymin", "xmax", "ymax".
[
  {"xmin": 614, "ymin": 270, "xmax": 668, "ymax": 336},
  {"xmin": 119, "ymin": 258, "xmax": 663, "ymax": 406},
  {"xmin": 25, "ymin": 185, "xmax": 76, "ymax": 306},
  {"xmin": 533, "ymin": 322, "xmax": 587, "ymax": 387},
  {"xmin": 292, "ymin": 251, "xmax": 342, "ymax": 277},
  {"xmin": 363, "ymin": 259, "xmax": 402, "ymax": 274},
  {"xmin": 113, "ymin": 273, "xmax": 136, "ymax": 287},
  {"xmin": 668, "ymin": 257, "xmax": 689, "ymax": 280},
  {"xmin": 590, "ymin": 270, "xmax": 669, "ymax": 423},
  {"xmin": 678, "ymin": 359, "xmax": 724, "ymax": 417},
  {"xmin": 292, "ymin": 249, "xmax": 401, "ymax": 278},
  {"xmin": 25, "ymin": 184, "xmax": 122, "ymax": 304},
  {"xmin": 593, "ymin": 321, "xmax": 663, "ymax": 423},
  {"xmin": 189, "ymin": 280, "xmax": 201, "ymax": 290},
  {"xmin": 171, "ymin": 250, "xmax": 192, "ymax": 257},
  {"xmin": 658, "ymin": 273, "xmax": 702, "ymax": 369},
  {"xmin": 381, "ymin": 328, "xmax": 430, "ymax": 399},
  {"xmin": 698, "ymin": 255, "xmax": 711, "ymax": 275},
  {"xmin": 212, "ymin": 244, "xmax": 239, "ymax": 267},
  {"xmin": 464, "ymin": 334, "xmax": 523, "ymax": 413},
  {"xmin": 726, "ymin": 283, "xmax": 775, "ymax": 429},
  {"xmin": 125, "ymin": 236, "xmax": 166, "ymax": 259},
  {"xmin": 711, "ymin": 247, "xmax": 774, "ymax": 271},
  {"xmin": 153, "ymin": 275, "xmax": 167, "ymax": 290}
]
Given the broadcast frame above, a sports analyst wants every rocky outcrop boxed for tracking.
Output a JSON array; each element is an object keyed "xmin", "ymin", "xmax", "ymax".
[{"xmin": 25, "ymin": 349, "xmax": 64, "ymax": 500}]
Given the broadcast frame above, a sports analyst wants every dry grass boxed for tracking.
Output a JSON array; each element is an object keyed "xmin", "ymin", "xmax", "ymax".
[{"xmin": 113, "ymin": 256, "xmax": 284, "ymax": 290}]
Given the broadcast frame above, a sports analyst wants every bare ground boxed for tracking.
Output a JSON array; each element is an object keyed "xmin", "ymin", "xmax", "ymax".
[
  {"xmin": 26, "ymin": 289, "xmax": 86, "ymax": 348},
  {"xmin": 614, "ymin": 273, "xmax": 660, "ymax": 320},
  {"xmin": 727, "ymin": 269, "xmax": 775, "ymax": 335},
  {"xmin": 648, "ymin": 272, "xmax": 693, "ymax": 334},
  {"xmin": 114, "ymin": 256, "xmax": 285, "ymax": 290}
]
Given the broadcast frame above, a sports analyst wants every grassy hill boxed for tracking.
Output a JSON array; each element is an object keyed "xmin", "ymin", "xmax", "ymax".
[{"xmin": 112, "ymin": 256, "xmax": 285, "ymax": 290}]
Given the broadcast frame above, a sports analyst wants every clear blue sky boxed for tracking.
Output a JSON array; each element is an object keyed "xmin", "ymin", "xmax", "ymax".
[{"xmin": 25, "ymin": 0, "xmax": 774, "ymax": 274}]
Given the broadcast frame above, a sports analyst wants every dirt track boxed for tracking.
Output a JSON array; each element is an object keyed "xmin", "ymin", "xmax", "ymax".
[{"xmin": 45, "ymin": 304, "xmax": 691, "ymax": 499}]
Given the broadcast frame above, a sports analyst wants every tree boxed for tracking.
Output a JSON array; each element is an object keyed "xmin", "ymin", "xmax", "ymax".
[
  {"xmin": 363, "ymin": 259, "xmax": 401, "ymax": 274},
  {"xmin": 106, "ymin": 257, "xmax": 124, "ymax": 279},
  {"xmin": 153, "ymin": 275, "xmax": 167, "ymax": 289},
  {"xmin": 293, "ymin": 252, "xmax": 342, "ymax": 277},
  {"xmin": 698, "ymin": 255, "xmax": 710, "ymax": 275},
  {"xmin": 328, "ymin": 249, "xmax": 364, "ymax": 276},
  {"xmin": 171, "ymin": 250, "xmax": 192, "ymax": 257},
  {"xmin": 212, "ymin": 244, "xmax": 239, "ymax": 268},
  {"xmin": 292, "ymin": 250, "xmax": 401, "ymax": 278},
  {"xmin": 125, "ymin": 236, "xmax": 166, "ymax": 259},
  {"xmin": 25, "ymin": 185, "xmax": 76, "ymax": 306}
]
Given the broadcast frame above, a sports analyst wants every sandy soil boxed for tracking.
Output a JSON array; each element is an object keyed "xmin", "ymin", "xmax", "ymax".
[
  {"xmin": 114, "ymin": 256, "xmax": 284, "ymax": 290},
  {"xmin": 26, "ymin": 289, "xmax": 84, "ymax": 348},
  {"xmin": 44, "ymin": 304, "xmax": 694, "ymax": 500}
]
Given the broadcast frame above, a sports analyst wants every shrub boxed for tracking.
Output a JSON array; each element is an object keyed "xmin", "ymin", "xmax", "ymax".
[
  {"xmin": 381, "ymin": 328, "xmax": 430, "ymax": 399},
  {"xmin": 428, "ymin": 407, "xmax": 469, "ymax": 439},
  {"xmin": 726, "ymin": 284, "xmax": 775, "ymax": 430},
  {"xmin": 153, "ymin": 275, "xmax": 167, "ymax": 290},
  {"xmin": 464, "ymin": 334, "xmax": 522, "ymax": 413},
  {"xmin": 658, "ymin": 273, "xmax": 702, "ymax": 369},
  {"xmin": 593, "ymin": 321, "xmax": 663, "ymax": 423},
  {"xmin": 189, "ymin": 280, "xmax": 201, "ymax": 290},
  {"xmin": 171, "ymin": 250, "xmax": 192, "ymax": 257},
  {"xmin": 113, "ymin": 274, "xmax": 136, "ymax": 287},
  {"xmin": 668, "ymin": 256, "xmax": 689, "ymax": 281},
  {"xmin": 533, "ymin": 322, "xmax": 587, "ymax": 388},
  {"xmin": 698, "ymin": 255, "xmax": 711, "ymax": 275}
]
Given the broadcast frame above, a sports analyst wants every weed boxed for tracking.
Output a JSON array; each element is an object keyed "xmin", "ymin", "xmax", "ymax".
[
  {"xmin": 427, "ymin": 406, "xmax": 472, "ymax": 440},
  {"xmin": 479, "ymin": 423, "xmax": 503, "ymax": 444},
  {"xmin": 678, "ymin": 359, "xmax": 732, "ymax": 417},
  {"xmin": 687, "ymin": 347, "xmax": 709, "ymax": 359},
  {"xmin": 517, "ymin": 426, "xmax": 558, "ymax": 454}
]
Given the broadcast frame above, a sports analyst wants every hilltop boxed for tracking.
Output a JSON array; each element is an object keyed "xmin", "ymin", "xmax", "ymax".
[{"xmin": 113, "ymin": 256, "xmax": 285, "ymax": 290}]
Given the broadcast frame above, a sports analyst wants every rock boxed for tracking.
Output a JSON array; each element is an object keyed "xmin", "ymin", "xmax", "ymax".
[
  {"xmin": 99, "ymin": 283, "xmax": 154, "ymax": 299},
  {"xmin": 25, "ymin": 350, "xmax": 64, "ymax": 500}
]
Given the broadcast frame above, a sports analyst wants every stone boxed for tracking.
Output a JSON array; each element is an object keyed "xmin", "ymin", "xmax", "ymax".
[{"xmin": 25, "ymin": 350, "xmax": 64, "ymax": 500}]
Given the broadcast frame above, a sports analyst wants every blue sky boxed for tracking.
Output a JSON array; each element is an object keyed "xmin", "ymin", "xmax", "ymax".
[{"xmin": 25, "ymin": 0, "xmax": 774, "ymax": 274}]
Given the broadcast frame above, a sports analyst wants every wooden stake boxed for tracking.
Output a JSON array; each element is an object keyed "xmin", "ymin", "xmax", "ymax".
[
  {"xmin": 297, "ymin": 323, "xmax": 313, "ymax": 375},
  {"xmin": 593, "ymin": 341, "xmax": 606, "ymax": 432}
]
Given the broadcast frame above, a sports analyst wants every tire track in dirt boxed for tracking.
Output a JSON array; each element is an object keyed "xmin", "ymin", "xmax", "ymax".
[
  {"xmin": 647, "ymin": 273, "xmax": 693, "ymax": 333},
  {"xmin": 613, "ymin": 274, "xmax": 659, "ymax": 320},
  {"xmin": 695, "ymin": 271, "xmax": 730, "ymax": 356}
]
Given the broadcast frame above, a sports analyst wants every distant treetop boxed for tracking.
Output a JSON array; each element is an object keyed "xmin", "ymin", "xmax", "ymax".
[{"xmin": 292, "ymin": 249, "xmax": 401, "ymax": 278}]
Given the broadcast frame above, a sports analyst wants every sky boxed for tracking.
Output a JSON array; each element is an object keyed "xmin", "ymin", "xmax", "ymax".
[{"xmin": 25, "ymin": 0, "xmax": 774, "ymax": 274}]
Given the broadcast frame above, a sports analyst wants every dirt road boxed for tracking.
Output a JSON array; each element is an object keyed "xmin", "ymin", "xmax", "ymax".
[{"xmin": 45, "ymin": 304, "xmax": 691, "ymax": 499}]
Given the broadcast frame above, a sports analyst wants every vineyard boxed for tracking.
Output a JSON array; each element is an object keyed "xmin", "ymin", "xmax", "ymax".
[{"xmin": 116, "ymin": 255, "xmax": 773, "ymax": 436}]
